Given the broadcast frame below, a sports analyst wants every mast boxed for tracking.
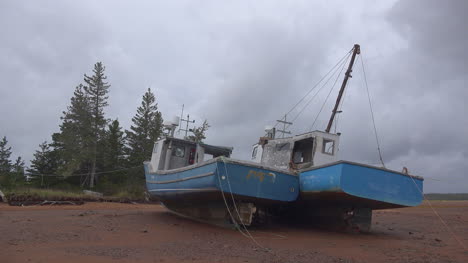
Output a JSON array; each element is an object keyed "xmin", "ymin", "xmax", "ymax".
[{"xmin": 325, "ymin": 44, "xmax": 360, "ymax": 133}]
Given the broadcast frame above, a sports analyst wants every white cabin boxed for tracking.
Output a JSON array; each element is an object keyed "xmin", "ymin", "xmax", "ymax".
[
  {"xmin": 147, "ymin": 137, "xmax": 233, "ymax": 173},
  {"xmin": 251, "ymin": 131, "xmax": 340, "ymax": 170}
]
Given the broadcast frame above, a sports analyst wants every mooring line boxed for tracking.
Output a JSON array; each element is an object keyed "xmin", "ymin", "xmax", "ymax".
[
  {"xmin": 215, "ymin": 157, "xmax": 268, "ymax": 250},
  {"xmin": 408, "ymin": 175, "xmax": 467, "ymax": 250},
  {"xmin": 214, "ymin": 160, "xmax": 251, "ymax": 239}
]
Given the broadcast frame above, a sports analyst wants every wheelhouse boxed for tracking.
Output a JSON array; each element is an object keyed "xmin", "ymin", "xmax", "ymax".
[
  {"xmin": 147, "ymin": 137, "xmax": 233, "ymax": 173},
  {"xmin": 251, "ymin": 131, "xmax": 340, "ymax": 170}
]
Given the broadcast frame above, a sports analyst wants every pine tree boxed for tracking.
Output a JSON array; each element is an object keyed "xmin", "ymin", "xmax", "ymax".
[
  {"xmin": 11, "ymin": 157, "xmax": 25, "ymax": 186},
  {"xmin": 55, "ymin": 84, "xmax": 93, "ymax": 183},
  {"xmin": 0, "ymin": 137, "xmax": 24, "ymax": 188},
  {"xmin": 28, "ymin": 141, "xmax": 60, "ymax": 187},
  {"xmin": 83, "ymin": 62, "xmax": 110, "ymax": 188},
  {"xmin": 101, "ymin": 119, "xmax": 126, "ymax": 185},
  {"xmin": 126, "ymin": 88, "xmax": 163, "ymax": 166},
  {"xmin": 0, "ymin": 136, "xmax": 12, "ymax": 176},
  {"xmin": 188, "ymin": 120, "xmax": 210, "ymax": 143},
  {"xmin": 0, "ymin": 136, "xmax": 13, "ymax": 188},
  {"xmin": 104, "ymin": 119, "xmax": 126, "ymax": 169}
]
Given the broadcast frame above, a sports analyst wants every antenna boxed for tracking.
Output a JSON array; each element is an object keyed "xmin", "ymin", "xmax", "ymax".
[
  {"xmin": 276, "ymin": 114, "xmax": 292, "ymax": 138},
  {"xmin": 180, "ymin": 114, "xmax": 196, "ymax": 138},
  {"xmin": 177, "ymin": 104, "xmax": 184, "ymax": 135}
]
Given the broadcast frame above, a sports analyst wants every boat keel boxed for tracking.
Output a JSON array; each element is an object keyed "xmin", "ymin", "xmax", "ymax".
[{"xmin": 162, "ymin": 200, "xmax": 260, "ymax": 228}]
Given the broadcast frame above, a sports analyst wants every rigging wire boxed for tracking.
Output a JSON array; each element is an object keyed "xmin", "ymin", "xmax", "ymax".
[
  {"xmin": 215, "ymin": 157, "xmax": 267, "ymax": 250},
  {"xmin": 285, "ymin": 52, "xmax": 353, "ymax": 128},
  {"xmin": 309, "ymin": 51, "xmax": 351, "ymax": 131},
  {"xmin": 274, "ymin": 48, "xmax": 353, "ymax": 128},
  {"xmin": 360, "ymin": 54, "xmax": 386, "ymax": 168}
]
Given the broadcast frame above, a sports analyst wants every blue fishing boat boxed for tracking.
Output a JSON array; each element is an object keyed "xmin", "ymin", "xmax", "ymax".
[
  {"xmin": 248, "ymin": 128, "xmax": 423, "ymax": 231},
  {"xmin": 144, "ymin": 135, "xmax": 298, "ymax": 226},
  {"xmin": 247, "ymin": 44, "xmax": 424, "ymax": 231}
]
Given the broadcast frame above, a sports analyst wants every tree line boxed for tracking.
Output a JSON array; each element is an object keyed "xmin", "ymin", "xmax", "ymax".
[{"xmin": 0, "ymin": 62, "xmax": 206, "ymax": 194}]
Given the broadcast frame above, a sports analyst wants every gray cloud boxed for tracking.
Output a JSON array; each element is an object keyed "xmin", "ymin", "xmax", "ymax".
[{"xmin": 0, "ymin": 0, "xmax": 466, "ymax": 192}]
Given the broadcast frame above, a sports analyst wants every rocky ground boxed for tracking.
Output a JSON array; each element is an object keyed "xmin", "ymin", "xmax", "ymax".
[{"xmin": 1, "ymin": 201, "xmax": 467, "ymax": 262}]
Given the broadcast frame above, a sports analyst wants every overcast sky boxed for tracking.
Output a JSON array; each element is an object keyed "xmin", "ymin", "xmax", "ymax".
[{"xmin": 0, "ymin": 0, "xmax": 466, "ymax": 193}]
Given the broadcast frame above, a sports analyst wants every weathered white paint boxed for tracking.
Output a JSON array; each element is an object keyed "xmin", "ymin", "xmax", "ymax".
[
  {"xmin": 255, "ymin": 131, "xmax": 340, "ymax": 169},
  {"xmin": 149, "ymin": 138, "xmax": 166, "ymax": 173},
  {"xmin": 195, "ymin": 144, "xmax": 205, "ymax": 163},
  {"xmin": 312, "ymin": 131, "xmax": 340, "ymax": 166},
  {"xmin": 251, "ymin": 144, "xmax": 263, "ymax": 163},
  {"xmin": 148, "ymin": 137, "xmax": 232, "ymax": 172}
]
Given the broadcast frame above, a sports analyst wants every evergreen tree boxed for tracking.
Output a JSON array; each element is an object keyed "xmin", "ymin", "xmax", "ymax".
[
  {"xmin": 0, "ymin": 137, "xmax": 24, "ymax": 188},
  {"xmin": 0, "ymin": 136, "xmax": 13, "ymax": 187},
  {"xmin": 11, "ymin": 156, "xmax": 25, "ymax": 186},
  {"xmin": 104, "ymin": 119, "xmax": 126, "ymax": 170},
  {"xmin": 0, "ymin": 136, "xmax": 12, "ymax": 176},
  {"xmin": 126, "ymin": 88, "xmax": 163, "ymax": 166},
  {"xmin": 83, "ymin": 62, "xmax": 110, "ymax": 188},
  {"xmin": 55, "ymin": 84, "xmax": 93, "ymax": 183},
  {"xmin": 101, "ymin": 119, "xmax": 126, "ymax": 185},
  {"xmin": 28, "ymin": 141, "xmax": 60, "ymax": 187},
  {"xmin": 188, "ymin": 120, "xmax": 210, "ymax": 143}
]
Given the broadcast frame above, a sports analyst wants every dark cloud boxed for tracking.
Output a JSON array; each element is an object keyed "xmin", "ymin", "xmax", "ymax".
[{"xmin": 0, "ymin": 0, "xmax": 466, "ymax": 192}]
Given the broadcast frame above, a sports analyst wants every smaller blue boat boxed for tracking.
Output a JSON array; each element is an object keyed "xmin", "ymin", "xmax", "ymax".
[
  {"xmin": 246, "ymin": 44, "xmax": 424, "ymax": 231},
  {"xmin": 249, "ymin": 130, "xmax": 424, "ymax": 232}
]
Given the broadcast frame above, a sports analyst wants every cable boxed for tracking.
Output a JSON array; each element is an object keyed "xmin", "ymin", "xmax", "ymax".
[
  {"xmin": 286, "ymin": 52, "xmax": 353, "ymax": 128},
  {"xmin": 309, "ymin": 51, "xmax": 350, "ymax": 131},
  {"xmin": 274, "ymin": 48, "xmax": 353, "ymax": 129},
  {"xmin": 360, "ymin": 55, "xmax": 385, "ymax": 168}
]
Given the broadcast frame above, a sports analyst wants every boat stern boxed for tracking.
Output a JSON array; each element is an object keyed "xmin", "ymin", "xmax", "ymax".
[{"xmin": 300, "ymin": 161, "xmax": 424, "ymax": 209}]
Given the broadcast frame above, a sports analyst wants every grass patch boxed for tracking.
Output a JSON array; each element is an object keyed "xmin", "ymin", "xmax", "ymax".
[
  {"xmin": 424, "ymin": 193, "xmax": 468, "ymax": 201},
  {"xmin": 4, "ymin": 186, "xmax": 151, "ymax": 205},
  {"xmin": 5, "ymin": 188, "xmax": 99, "ymax": 202}
]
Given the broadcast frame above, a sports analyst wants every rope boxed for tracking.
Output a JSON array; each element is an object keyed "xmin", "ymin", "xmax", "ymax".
[
  {"xmin": 215, "ymin": 157, "xmax": 267, "ymax": 250},
  {"xmin": 407, "ymin": 174, "xmax": 467, "ymax": 250},
  {"xmin": 360, "ymin": 55, "xmax": 386, "ymax": 168},
  {"xmin": 309, "ymin": 51, "xmax": 350, "ymax": 131},
  {"xmin": 214, "ymin": 160, "xmax": 251, "ymax": 238},
  {"xmin": 274, "ymin": 48, "xmax": 353, "ymax": 129}
]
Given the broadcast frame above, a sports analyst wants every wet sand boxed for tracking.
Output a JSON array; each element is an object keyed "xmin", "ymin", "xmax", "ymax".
[{"xmin": 1, "ymin": 201, "xmax": 467, "ymax": 262}]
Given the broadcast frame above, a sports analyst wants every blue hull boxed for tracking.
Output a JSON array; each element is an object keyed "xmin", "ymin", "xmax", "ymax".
[
  {"xmin": 144, "ymin": 158, "xmax": 299, "ymax": 204},
  {"xmin": 299, "ymin": 161, "xmax": 424, "ymax": 209}
]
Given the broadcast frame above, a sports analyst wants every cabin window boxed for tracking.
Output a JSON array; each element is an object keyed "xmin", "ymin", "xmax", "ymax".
[
  {"xmin": 152, "ymin": 143, "xmax": 158, "ymax": 153},
  {"xmin": 323, "ymin": 139, "xmax": 335, "ymax": 155},
  {"xmin": 275, "ymin": 143, "xmax": 290, "ymax": 151},
  {"xmin": 172, "ymin": 145, "xmax": 185, "ymax": 158},
  {"xmin": 252, "ymin": 146, "xmax": 258, "ymax": 159},
  {"xmin": 292, "ymin": 138, "xmax": 314, "ymax": 164}
]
